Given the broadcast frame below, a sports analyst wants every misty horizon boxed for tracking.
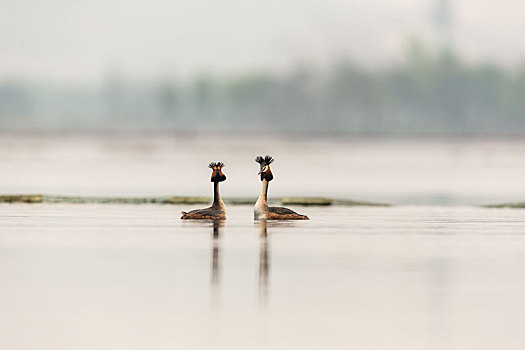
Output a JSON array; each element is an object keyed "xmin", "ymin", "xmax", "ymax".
[
  {"xmin": 2, "ymin": 40, "xmax": 525, "ymax": 135},
  {"xmin": 2, "ymin": 0, "xmax": 525, "ymax": 83}
]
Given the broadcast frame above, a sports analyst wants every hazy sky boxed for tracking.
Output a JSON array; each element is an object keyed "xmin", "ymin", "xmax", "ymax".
[{"xmin": 1, "ymin": 0, "xmax": 525, "ymax": 83}]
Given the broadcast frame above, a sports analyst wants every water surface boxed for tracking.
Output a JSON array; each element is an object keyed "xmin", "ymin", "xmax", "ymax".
[
  {"xmin": 1, "ymin": 204, "xmax": 525, "ymax": 349},
  {"xmin": 1, "ymin": 134, "xmax": 525, "ymax": 205}
]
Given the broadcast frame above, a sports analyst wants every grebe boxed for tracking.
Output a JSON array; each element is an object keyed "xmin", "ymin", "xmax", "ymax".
[
  {"xmin": 181, "ymin": 162, "xmax": 226, "ymax": 219},
  {"xmin": 254, "ymin": 155, "xmax": 308, "ymax": 220}
]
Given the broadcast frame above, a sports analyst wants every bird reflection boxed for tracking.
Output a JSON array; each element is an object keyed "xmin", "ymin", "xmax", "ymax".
[
  {"xmin": 208, "ymin": 219, "xmax": 272, "ymax": 308},
  {"xmin": 211, "ymin": 220, "xmax": 224, "ymax": 294},
  {"xmin": 257, "ymin": 220, "xmax": 270, "ymax": 306}
]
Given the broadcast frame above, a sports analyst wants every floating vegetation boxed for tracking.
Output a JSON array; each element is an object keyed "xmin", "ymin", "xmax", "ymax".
[
  {"xmin": 0, "ymin": 194, "xmax": 391, "ymax": 207},
  {"xmin": 223, "ymin": 197, "xmax": 259, "ymax": 205},
  {"xmin": 0, "ymin": 195, "xmax": 43, "ymax": 203},
  {"xmin": 483, "ymin": 202, "xmax": 525, "ymax": 209},
  {"xmin": 332, "ymin": 199, "xmax": 391, "ymax": 207},
  {"xmin": 281, "ymin": 197, "xmax": 391, "ymax": 207},
  {"xmin": 169, "ymin": 196, "xmax": 210, "ymax": 204},
  {"xmin": 281, "ymin": 197, "xmax": 333, "ymax": 206}
]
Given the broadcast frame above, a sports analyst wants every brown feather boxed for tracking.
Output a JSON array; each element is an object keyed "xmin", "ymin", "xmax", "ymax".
[
  {"xmin": 267, "ymin": 206, "xmax": 308, "ymax": 220},
  {"xmin": 181, "ymin": 206, "xmax": 226, "ymax": 220}
]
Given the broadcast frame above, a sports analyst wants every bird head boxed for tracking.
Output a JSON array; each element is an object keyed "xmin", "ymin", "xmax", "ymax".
[
  {"xmin": 209, "ymin": 162, "xmax": 226, "ymax": 182},
  {"xmin": 255, "ymin": 155, "xmax": 274, "ymax": 182}
]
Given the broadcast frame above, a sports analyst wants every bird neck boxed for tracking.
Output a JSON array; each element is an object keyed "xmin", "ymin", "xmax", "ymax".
[
  {"xmin": 213, "ymin": 181, "xmax": 223, "ymax": 207},
  {"xmin": 258, "ymin": 179, "xmax": 269, "ymax": 204}
]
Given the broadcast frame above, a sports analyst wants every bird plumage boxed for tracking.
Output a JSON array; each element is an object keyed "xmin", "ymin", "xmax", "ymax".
[
  {"xmin": 181, "ymin": 161, "xmax": 227, "ymax": 220},
  {"xmin": 254, "ymin": 155, "xmax": 308, "ymax": 220}
]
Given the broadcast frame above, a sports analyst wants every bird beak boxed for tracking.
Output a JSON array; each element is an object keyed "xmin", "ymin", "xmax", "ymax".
[{"xmin": 258, "ymin": 169, "xmax": 262, "ymax": 175}]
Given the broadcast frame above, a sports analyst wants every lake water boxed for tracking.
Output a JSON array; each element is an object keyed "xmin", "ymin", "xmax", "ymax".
[
  {"xmin": 1, "ymin": 134, "xmax": 524, "ymax": 205},
  {"xmin": 1, "ymin": 204, "xmax": 525, "ymax": 350},
  {"xmin": 1, "ymin": 134, "xmax": 525, "ymax": 349}
]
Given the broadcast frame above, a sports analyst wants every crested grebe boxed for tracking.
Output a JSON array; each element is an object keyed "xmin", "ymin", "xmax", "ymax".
[
  {"xmin": 254, "ymin": 155, "xmax": 308, "ymax": 220},
  {"xmin": 181, "ymin": 162, "xmax": 226, "ymax": 219}
]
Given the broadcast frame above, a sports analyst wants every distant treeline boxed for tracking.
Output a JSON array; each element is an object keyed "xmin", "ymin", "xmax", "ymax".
[{"xmin": 1, "ymin": 43, "xmax": 525, "ymax": 134}]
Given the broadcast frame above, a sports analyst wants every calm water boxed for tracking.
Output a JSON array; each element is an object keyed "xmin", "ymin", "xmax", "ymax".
[
  {"xmin": 1, "ymin": 134, "xmax": 525, "ymax": 205},
  {"xmin": 1, "ymin": 204, "xmax": 525, "ymax": 350},
  {"xmin": 1, "ymin": 135, "xmax": 525, "ymax": 349}
]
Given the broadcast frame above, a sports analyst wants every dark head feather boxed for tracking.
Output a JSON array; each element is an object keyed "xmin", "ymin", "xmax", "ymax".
[
  {"xmin": 209, "ymin": 161, "xmax": 225, "ymax": 168},
  {"xmin": 255, "ymin": 155, "xmax": 274, "ymax": 166}
]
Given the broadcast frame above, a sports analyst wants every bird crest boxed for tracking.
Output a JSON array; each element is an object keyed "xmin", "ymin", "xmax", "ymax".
[
  {"xmin": 209, "ymin": 162, "xmax": 225, "ymax": 169},
  {"xmin": 255, "ymin": 155, "xmax": 274, "ymax": 166}
]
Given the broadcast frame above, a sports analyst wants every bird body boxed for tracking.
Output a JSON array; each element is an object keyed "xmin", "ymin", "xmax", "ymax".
[
  {"xmin": 254, "ymin": 155, "xmax": 308, "ymax": 220},
  {"xmin": 181, "ymin": 162, "xmax": 227, "ymax": 220}
]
